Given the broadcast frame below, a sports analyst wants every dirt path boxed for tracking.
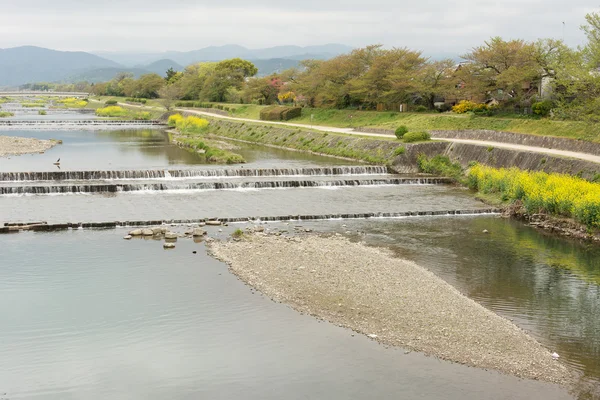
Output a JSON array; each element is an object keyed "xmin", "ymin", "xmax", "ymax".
[{"xmin": 178, "ymin": 108, "xmax": 600, "ymax": 164}]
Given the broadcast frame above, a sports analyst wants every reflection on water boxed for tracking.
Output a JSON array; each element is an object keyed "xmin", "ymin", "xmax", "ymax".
[
  {"xmin": 0, "ymin": 129, "xmax": 354, "ymax": 171},
  {"xmin": 0, "ymin": 229, "xmax": 571, "ymax": 400},
  {"xmin": 307, "ymin": 216, "xmax": 600, "ymax": 396}
]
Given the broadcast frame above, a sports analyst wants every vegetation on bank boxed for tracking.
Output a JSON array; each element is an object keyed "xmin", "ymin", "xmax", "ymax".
[
  {"xmin": 0, "ymin": 111, "xmax": 14, "ymax": 118},
  {"xmin": 95, "ymin": 106, "xmax": 151, "ymax": 120},
  {"xmin": 467, "ymin": 165, "xmax": 600, "ymax": 229},
  {"xmin": 206, "ymin": 119, "xmax": 399, "ymax": 164},
  {"xmin": 168, "ymin": 114, "xmax": 245, "ymax": 164},
  {"xmin": 56, "ymin": 97, "xmax": 87, "ymax": 108}
]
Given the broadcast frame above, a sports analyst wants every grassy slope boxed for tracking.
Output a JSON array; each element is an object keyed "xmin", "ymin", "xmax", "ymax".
[{"xmin": 219, "ymin": 104, "xmax": 600, "ymax": 143}]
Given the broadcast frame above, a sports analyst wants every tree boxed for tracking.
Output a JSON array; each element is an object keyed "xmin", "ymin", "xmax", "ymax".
[
  {"xmin": 461, "ymin": 37, "xmax": 539, "ymax": 104},
  {"xmin": 416, "ymin": 59, "xmax": 456, "ymax": 109},
  {"xmin": 242, "ymin": 75, "xmax": 282, "ymax": 105},
  {"xmin": 582, "ymin": 11, "xmax": 600, "ymax": 68},
  {"xmin": 134, "ymin": 73, "xmax": 165, "ymax": 98},
  {"xmin": 165, "ymin": 67, "xmax": 179, "ymax": 82},
  {"xmin": 158, "ymin": 84, "xmax": 180, "ymax": 110}
]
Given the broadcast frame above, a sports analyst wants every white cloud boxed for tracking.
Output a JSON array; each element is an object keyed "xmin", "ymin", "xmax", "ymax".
[{"xmin": 0, "ymin": 0, "xmax": 594, "ymax": 54}]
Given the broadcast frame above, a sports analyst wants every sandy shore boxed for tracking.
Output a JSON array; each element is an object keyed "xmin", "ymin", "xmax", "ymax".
[
  {"xmin": 209, "ymin": 233, "xmax": 571, "ymax": 385},
  {"xmin": 0, "ymin": 135, "xmax": 57, "ymax": 157}
]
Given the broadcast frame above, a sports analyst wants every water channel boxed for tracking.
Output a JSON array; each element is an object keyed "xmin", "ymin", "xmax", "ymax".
[{"xmin": 1, "ymin": 112, "xmax": 599, "ymax": 398}]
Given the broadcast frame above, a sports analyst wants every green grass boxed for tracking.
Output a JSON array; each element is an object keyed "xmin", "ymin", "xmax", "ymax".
[
  {"xmin": 199, "ymin": 103, "xmax": 600, "ymax": 143},
  {"xmin": 0, "ymin": 111, "xmax": 14, "ymax": 118}
]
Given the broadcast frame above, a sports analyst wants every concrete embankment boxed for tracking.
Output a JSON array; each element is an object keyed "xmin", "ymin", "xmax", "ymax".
[
  {"xmin": 204, "ymin": 119, "xmax": 600, "ymax": 178},
  {"xmin": 209, "ymin": 233, "xmax": 571, "ymax": 385}
]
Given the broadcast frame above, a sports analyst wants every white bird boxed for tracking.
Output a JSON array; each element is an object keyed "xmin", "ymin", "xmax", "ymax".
[{"xmin": 552, "ymin": 352, "xmax": 560, "ymax": 359}]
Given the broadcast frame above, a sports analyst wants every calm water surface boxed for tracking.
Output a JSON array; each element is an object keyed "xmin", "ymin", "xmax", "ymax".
[
  {"xmin": 0, "ymin": 129, "xmax": 354, "ymax": 171},
  {"xmin": 0, "ymin": 229, "xmax": 571, "ymax": 400}
]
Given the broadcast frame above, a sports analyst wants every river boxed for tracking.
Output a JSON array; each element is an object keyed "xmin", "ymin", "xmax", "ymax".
[{"xmin": 0, "ymin": 114, "xmax": 598, "ymax": 398}]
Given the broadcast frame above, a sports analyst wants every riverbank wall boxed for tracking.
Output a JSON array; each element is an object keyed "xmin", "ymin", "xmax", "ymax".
[{"xmin": 205, "ymin": 118, "xmax": 600, "ymax": 179}]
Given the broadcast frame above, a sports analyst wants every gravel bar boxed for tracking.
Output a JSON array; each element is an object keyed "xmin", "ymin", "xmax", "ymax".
[
  {"xmin": 0, "ymin": 135, "xmax": 57, "ymax": 157},
  {"xmin": 209, "ymin": 233, "xmax": 571, "ymax": 385}
]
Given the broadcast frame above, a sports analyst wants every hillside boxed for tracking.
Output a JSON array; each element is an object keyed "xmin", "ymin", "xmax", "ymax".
[
  {"xmin": 0, "ymin": 46, "xmax": 119, "ymax": 86},
  {"xmin": 143, "ymin": 59, "xmax": 183, "ymax": 75},
  {"xmin": 95, "ymin": 44, "xmax": 353, "ymax": 66}
]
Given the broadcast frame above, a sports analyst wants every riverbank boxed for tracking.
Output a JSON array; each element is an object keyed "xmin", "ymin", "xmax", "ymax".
[
  {"xmin": 209, "ymin": 232, "xmax": 571, "ymax": 385},
  {"xmin": 0, "ymin": 135, "xmax": 58, "ymax": 157}
]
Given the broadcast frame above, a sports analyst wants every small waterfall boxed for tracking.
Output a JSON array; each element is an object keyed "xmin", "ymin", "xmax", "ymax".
[
  {"xmin": 0, "ymin": 178, "xmax": 452, "ymax": 195},
  {"xmin": 0, "ymin": 166, "xmax": 390, "ymax": 182}
]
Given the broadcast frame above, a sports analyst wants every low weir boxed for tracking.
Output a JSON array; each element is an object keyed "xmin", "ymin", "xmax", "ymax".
[
  {"xmin": 0, "ymin": 166, "xmax": 390, "ymax": 182},
  {"xmin": 0, "ymin": 120, "xmax": 166, "ymax": 129},
  {"xmin": 0, "ymin": 208, "xmax": 501, "ymax": 233},
  {"xmin": 0, "ymin": 177, "xmax": 452, "ymax": 195}
]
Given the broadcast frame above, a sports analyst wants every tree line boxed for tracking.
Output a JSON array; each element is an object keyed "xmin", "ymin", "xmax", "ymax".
[{"xmin": 33, "ymin": 11, "xmax": 600, "ymax": 122}]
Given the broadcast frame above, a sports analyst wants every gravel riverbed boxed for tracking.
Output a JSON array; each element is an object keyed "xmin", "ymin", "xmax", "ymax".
[
  {"xmin": 209, "ymin": 233, "xmax": 571, "ymax": 386},
  {"xmin": 0, "ymin": 135, "xmax": 57, "ymax": 157}
]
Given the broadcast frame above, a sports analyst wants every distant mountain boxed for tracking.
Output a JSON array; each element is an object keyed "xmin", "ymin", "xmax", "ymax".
[
  {"xmin": 66, "ymin": 67, "xmax": 151, "ymax": 83},
  {"xmin": 95, "ymin": 44, "xmax": 353, "ymax": 67},
  {"xmin": 142, "ymin": 59, "xmax": 183, "ymax": 75},
  {"xmin": 0, "ymin": 44, "xmax": 352, "ymax": 86},
  {"xmin": 250, "ymin": 58, "xmax": 301, "ymax": 76},
  {"xmin": 0, "ymin": 46, "xmax": 119, "ymax": 86}
]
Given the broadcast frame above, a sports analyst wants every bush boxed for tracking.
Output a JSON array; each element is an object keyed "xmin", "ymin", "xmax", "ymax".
[
  {"xmin": 260, "ymin": 106, "xmax": 301, "ymax": 121},
  {"xmin": 38, "ymin": 110, "xmax": 47, "ymax": 115},
  {"xmin": 436, "ymin": 103, "xmax": 452, "ymax": 113},
  {"xmin": 532, "ymin": 100, "xmax": 554, "ymax": 117},
  {"xmin": 175, "ymin": 116, "xmax": 209, "ymax": 133},
  {"xmin": 0, "ymin": 111, "xmax": 14, "ymax": 118},
  {"xmin": 168, "ymin": 113, "xmax": 184, "ymax": 127},
  {"xmin": 468, "ymin": 164, "xmax": 600, "ymax": 228},
  {"xmin": 393, "ymin": 146, "xmax": 406, "ymax": 156},
  {"xmin": 403, "ymin": 131, "xmax": 431, "ymax": 143},
  {"xmin": 395, "ymin": 125, "xmax": 409, "ymax": 139},
  {"xmin": 414, "ymin": 105, "xmax": 428, "ymax": 112},
  {"xmin": 452, "ymin": 100, "xmax": 488, "ymax": 114},
  {"xmin": 104, "ymin": 99, "xmax": 118, "ymax": 105},
  {"xmin": 96, "ymin": 106, "xmax": 128, "ymax": 117},
  {"xmin": 125, "ymin": 98, "xmax": 147, "ymax": 104},
  {"xmin": 417, "ymin": 154, "xmax": 463, "ymax": 180}
]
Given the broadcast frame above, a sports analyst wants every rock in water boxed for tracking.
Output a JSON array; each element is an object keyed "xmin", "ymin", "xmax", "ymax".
[
  {"xmin": 129, "ymin": 229, "xmax": 142, "ymax": 236},
  {"xmin": 123, "ymin": 235, "xmax": 133, "ymax": 240},
  {"xmin": 192, "ymin": 228, "xmax": 206, "ymax": 237},
  {"xmin": 206, "ymin": 220, "xmax": 222, "ymax": 226},
  {"xmin": 163, "ymin": 243, "xmax": 176, "ymax": 249},
  {"xmin": 152, "ymin": 227, "xmax": 167, "ymax": 235},
  {"xmin": 164, "ymin": 232, "xmax": 178, "ymax": 240},
  {"xmin": 142, "ymin": 229, "xmax": 154, "ymax": 236}
]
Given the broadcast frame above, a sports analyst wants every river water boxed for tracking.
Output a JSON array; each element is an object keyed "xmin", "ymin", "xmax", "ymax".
[{"xmin": 1, "ymin": 122, "xmax": 599, "ymax": 398}]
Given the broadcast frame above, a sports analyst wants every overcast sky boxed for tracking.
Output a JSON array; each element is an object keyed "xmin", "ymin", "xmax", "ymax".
[{"xmin": 0, "ymin": 0, "xmax": 596, "ymax": 55}]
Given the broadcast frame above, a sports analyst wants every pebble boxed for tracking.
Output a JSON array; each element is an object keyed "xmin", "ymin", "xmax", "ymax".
[{"xmin": 123, "ymin": 235, "xmax": 132, "ymax": 240}]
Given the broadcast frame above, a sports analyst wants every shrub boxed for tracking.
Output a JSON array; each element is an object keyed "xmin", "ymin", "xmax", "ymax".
[
  {"xmin": 259, "ymin": 106, "xmax": 301, "ymax": 121},
  {"xmin": 125, "ymin": 98, "xmax": 147, "ymax": 104},
  {"xmin": 38, "ymin": 110, "xmax": 47, "ymax": 115},
  {"xmin": 394, "ymin": 146, "xmax": 406, "ymax": 156},
  {"xmin": 168, "ymin": 113, "xmax": 184, "ymax": 127},
  {"xmin": 417, "ymin": 154, "xmax": 463, "ymax": 180},
  {"xmin": 532, "ymin": 100, "xmax": 554, "ymax": 117},
  {"xmin": 175, "ymin": 116, "xmax": 209, "ymax": 133},
  {"xmin": 452, "ymin": 100, "xmax": 488, "ymax": 114},
  {"xmin": 436, "ymin": 103, "xmax": 452, "ymax": 113},
  {"xmin": 132, "ymin": 112, "xmax": 151, "ymax": 120},
  {"xmin": 395, "ymin": 126, "xmax": 409, "ymax": 139},
  {"xmin": 232, "ymin": 229, "xmax": 244, "ymax": 239},
  {"xmin": 468, "ymin": 164, "xmax": 600, "ymax": 228},
  {"xmin": 96, "ymin": 106, "xmax": 128, "ymax": 117},
  {"xmin": 104, "ymin": 99, "xmax": 118, "ymax": 105},
  {"xmin": 414, "ymin": 105, "xmax": 428, "ymax": 112},
  {"xmin": 403, "ymin": 131, "xmax": 431, "ymax": 143},
  {"xmin": 0, "ymin": 111, "xmax": 14, "ymax": 118}
]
